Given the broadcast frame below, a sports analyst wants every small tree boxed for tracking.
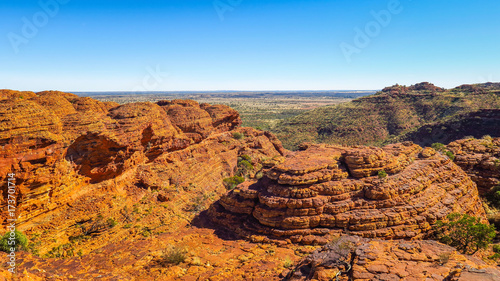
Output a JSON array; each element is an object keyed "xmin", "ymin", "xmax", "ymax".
[
  {"xmin": 434, "ymin": 213, "xmax": 496, "ymax": 255},
  {"xmin": 0, "ymin": 230, "xmax": 28, "ymax": 252}
]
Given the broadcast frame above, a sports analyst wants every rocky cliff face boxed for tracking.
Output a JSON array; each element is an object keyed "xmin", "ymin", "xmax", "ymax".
[
  {"xmin": 447, "ymin": 136, "xmax": 500, "ymax": 195},
  {"xmin": 210, "ymin": 142, "xmax": 486, "ymax": 244},
  {"xmin": 395, "ymin": 109, "xmax": 500, "ymax": 147}
]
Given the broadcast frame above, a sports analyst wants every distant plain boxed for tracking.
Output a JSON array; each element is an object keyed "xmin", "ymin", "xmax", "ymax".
[{"xmin": 77, "ymin": 91, "xmax": 375, "ymax": 130}]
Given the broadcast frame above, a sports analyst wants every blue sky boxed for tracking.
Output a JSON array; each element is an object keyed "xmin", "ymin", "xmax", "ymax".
[{"xmin": 1, "ymin": 0, "xmax": 499, "ymax": 91}]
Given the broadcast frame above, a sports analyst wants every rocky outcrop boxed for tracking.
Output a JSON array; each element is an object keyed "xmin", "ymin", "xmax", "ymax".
[
  {"xmin": 381, "ymin": 82, "xmax": 446, "ymax": 95},
  {"xmin": 447, "ymin": 137, "xmax": 500, "ymax": 194},
  {"xmin": 210, "ymin": 142, "xmax": 486, "ymax": 244},
  {"xmin": 157, "ymin": 100, "xmax": 241, "ymax": 143},
  {"xmin": 285, "ymin": 236, "xmax": 500, "ymax": 281},
  {"xmin": 137, "ymin": 127, "xmax": 286, "ymax": 192},
  {"xmin": 0, "ymin": 90, "xmax": 249, "ymax": 226}
]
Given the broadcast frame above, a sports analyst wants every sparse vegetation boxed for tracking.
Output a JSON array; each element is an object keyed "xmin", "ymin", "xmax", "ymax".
[
  {"xmin": 432, "ymin": 143, "xmax": 455, "ymax": 160},
  {"xmin": 45, "ymin": 243, "xmax": 76, "ymax": 258},
  {"xmin": 283, "ymin": 256, "xmax": 293, "ymax": 268},
  {"xmin": 274, "ymin": 85, "xmax": 500, "ymax": 149},
  {"xmin": 186, "ymin": 194, "xmax": 206, "ymax": 213},
  {"xmin": 437, "ymin": 252, "xmax": 451, "ymax": 265},
  {"xmin": 489, "ymin": 244, "xmax": 500, "ymax": 260},
  {"xmin": 232, "ymin": 132, "xmax": 244, "ymax": 140},
  {"xmin": 431, "ymin": 143, "xmax": 446, "ymax": 151},
  {"xmin": 223, "ymin": 176, "xmax": 245, "ymax": 190},
  {"xmin": 378, "ymin": 170, "xmax": 388, "ymax": 179},
  {"xmin": 434, "ymin": 213, "xmax": 496, "ymax": 255},
  {"xmin": 107, "ymin": 218, "xmax": 118, "ymax": 228},
  {"xmin": 445, "ymin": 150, "xmax": 455, "ymax": 160},
  {"xmin": 162, "ymin": 246, "xmax": 187, "ymax": 265}
]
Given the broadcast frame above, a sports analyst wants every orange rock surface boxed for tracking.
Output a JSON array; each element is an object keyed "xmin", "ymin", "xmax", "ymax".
[
  {"xmin": 0, "ymin": 90, "xmax": 251, "ymax": 227},
  {"xmin": 285, "ymin": 236, "xmax": 500, "ymax": 281},
  {"xmin": 448, "ymin": 137, "xmax": 500, "ymax": 194},
  {"xmin": 210, "ymin": 142, "xmax": 486, "ymax": 244}
]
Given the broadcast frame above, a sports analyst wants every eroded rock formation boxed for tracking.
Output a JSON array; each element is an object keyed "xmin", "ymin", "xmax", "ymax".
[
  {"xmin": 0, "ymin": 90, "xmax": 260, "ymax": 226},
  {"xmin": 448, "ymin": 137, "xmax": 500, "ymax": 194},
  {"xmin": 210, "ymin": 142, "xmax": 486, "ymax": 244}
]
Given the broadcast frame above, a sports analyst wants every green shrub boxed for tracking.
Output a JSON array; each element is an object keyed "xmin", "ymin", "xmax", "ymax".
[
  {"xmin": 378, "ymin": 170, "xmax": 388, "ymax": 179},
  {"xmin": 0, "ymin": 230, "xmax": 28, "ymax": 252},
  {"xmin": 431, "ymin": 143, "xmax": 446, "ymax": 152},
  {"xmin": 232, "ymin": 132, "xmax": 244, "ymax": 140},
  {"xmin": 445, "ymin": 150, "xmax": 455, "ymax": 161},
  {"xmin": 107, "ymin": 218, "xmax": 118, "ymax": 228},
  {"xmin": 162, "ymin": 246, "xmax": 187, "ymax": 265},
  {"xmin": 238, "ymin": 160, "xmax": 253, "ymax": 171},
  {"xmin": 223, "ymin": 176, "xmax": 245, "ymax": 190},
  {"xmin": 493, "ymin": 244, "xmax": 500, "ymax": 253},
  {"xmin": 434, "ymin": 213, "xmax": 496, "ymax": 255},
  {"xmin": 483, "ymin": 135, "xmax": 493, "ymax": 141},
  {"xmin": 240, "ymin": 155, "xmax": 252, "ymax": 161}
]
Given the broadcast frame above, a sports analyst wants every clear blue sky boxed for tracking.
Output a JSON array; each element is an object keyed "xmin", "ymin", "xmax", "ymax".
[{"xmin": 1, "ymin": 0, "xmax": 499, "ymax": 91}]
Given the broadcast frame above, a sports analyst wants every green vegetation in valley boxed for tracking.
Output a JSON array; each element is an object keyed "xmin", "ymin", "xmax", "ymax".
[{"xmin": 273, "ymin": 82, "xmax": 500, "ymax": 150}]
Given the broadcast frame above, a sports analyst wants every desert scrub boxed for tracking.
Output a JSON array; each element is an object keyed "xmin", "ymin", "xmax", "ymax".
[
  {"xmin": 283, "ymin": 256, "xmax": 293, "ymax": 268},
  {"xmin": 0, "ymin": 230, "xmax": 28, "ymax": 252},
  {"xmin": 240, "ymin": 154, "xmax": 252, "ymax": 161},
  {"xmin": 437, "ymin": 252, "xmax": 451, "ymax": 265},
  {"xmin": 431, "ymin": 143, "xmax": 455, "ymax": 160},
  {"xmin": 431, "ymin": 143, "xmax": 446, "ymax": 152},
  {"xmin": 378, "ymin": 170, "xmax": 388, "ymax": 179},
  {"xmin": 185, "ymin": 194, "xmax": 206, "ymax": 213},
  {"xmin": 489, "ymin": 244, "xmax": 500, "ymax": 260},
  {"xmin": 223, "ymin": 176, "xmax": 244, "ymax": 190},
  {"xmin": 162, "ymin": 246, "xmax": 187, "ymax": 265},
  {"xmin": 232, "ymin": 132, "xmax": 244, "ymax": 140},
  {"xmin": 434, "ymin": 213, "xmax": 495, "ymax": 255},
  {"xmin": 44, "ymin": 243, "xmax": 76, "ymax": 258},
  {"xmin": 107, "ymin": 218, "xmax": 118, "ymax": 228}
]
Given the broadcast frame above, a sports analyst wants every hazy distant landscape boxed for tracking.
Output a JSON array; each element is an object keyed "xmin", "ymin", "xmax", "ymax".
[{"xmin": 77, "ymin": 90, "xmax": 375, "ymax": 130}]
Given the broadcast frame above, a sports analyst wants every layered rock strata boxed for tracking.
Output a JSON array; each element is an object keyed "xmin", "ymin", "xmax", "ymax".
[
  {"xmin": 447, "ymin": 137, "xmax": 500, "ymax": 194},
  {"xmin": 210, "ymin": 142, "xmax": 486, "ymax": 244}
]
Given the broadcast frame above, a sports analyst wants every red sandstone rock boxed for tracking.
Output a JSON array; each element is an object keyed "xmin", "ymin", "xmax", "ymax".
[
  {"xmin": 286, "ymin": 236, "xmax": 500, "ymax": 281},
  {"xmin": 0, "ymin": 90, "xmax": 250, "ymax": 226},
  {"xmin": 210, "ymin": 143, "xmax": 486, "ymax": 244},
  {"xmin": 447, "ymin": 137, "xmax": 500, "ymax": 194}
]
